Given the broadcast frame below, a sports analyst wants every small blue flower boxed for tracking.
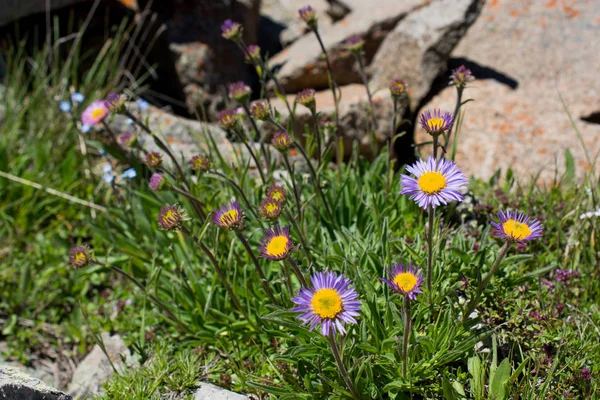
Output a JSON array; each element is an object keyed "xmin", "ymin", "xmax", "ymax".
[
  {"xmin": 71, "ymin": 92, "xmax": 85, "ymax": 103},
  {"xmin": 121, "ymin": 168, "xmax": 137, "ymax": 179},
  {"xmin": 126, "ymin": 118, "xmax": 134, "ymax": 125},
  {"xmin": 60, "ymin": 101, "xmax": 72, "ymax": 113},
  {"xmin": 99, "ymin": 149, "xmax": 106, "ymax": 156},
  {"xmin": 102, "ymin": 164, "xmax": 112, "ymax": 173},
  {"xmin": 137, "ymin": 99, "xmax": 149, "ymax": 110},
  {"xmin": 80, "ymin": 124, "xmax": 91, "ymax": 133},
  {"xmin": 103, "ymin": 173, "xmax": 115, "ymax": 184}
]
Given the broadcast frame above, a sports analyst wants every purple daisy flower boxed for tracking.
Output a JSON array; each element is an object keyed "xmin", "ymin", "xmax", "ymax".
[
  {"xmin": 250, "ymin": 100, "xmax": 270, "ymax": 121},
  {"xmin": 81, "ymin": 100, "xmax": 109, "ymax": 126},
  {"xmin": 401, "ymin": 157, "xmax": 468, "ymax": 209},
  {"xmin": 228, "ymin": 81, "xmax": 251, "ymax": 103},
  {"xmin": 245, "ymin": 44, "xmax": 261, "ymax": 63},
  {"xmin": 266, "ymin": 184, "xmax": 287, "ymax": 203},
  {"xmin": 221, "ymin": 19, "xmax": 243, "ymax": 41},
  {"xmin": 158, "ymin": 204, "xmax": 186, "ymax": 231},
  {"xmin": 389, "ymin": 79, "xmax": 407, "ymax": 97},
  {"xmin": 271, "ymin": 131, "xmax": 293, "ymax": 152},
  {"xmin": 344, "ymin": 35, "xmax": 364, "ymax": 53},
  {"xmin": 298, "ymin": 6, "xmax": 317, "ymax": 27},
  {"xmin": 381, "ymin": 262, "xmax": 424, "ymax": 300},
  {"xmin": 219, "ymin": 109, "xmax": 239, "ymax": 129},
  {"xmin": 419, "ymin": 109, "xmax": 454, "ymax": 136},
  {"xmin": 292, "ymin": 271, "xmax": 361, "ymax": 336},
  {"xmin": 69, "ymin": 246, "xmax": 91, "ymax": 267},
  {"xmin": 259, "ymin": 197, "xmax": 283, "ymax": 221},
  {"xmin": 296, "ymin": 88, "xmax": 316, "ymax": 111},
  {"xmin": 491, "ymin": 210, "xmax": 543, "ymax": 243},
  {"xmin": 145, "ymin": 152, "xmax": 163, "ymax": 168},
  {"xmin": 258, "ymin": 225, "xmax": 297, "ymax": 260},
  {"xmin": 450, "ymin": 65, "xmax": 474, "ymax": 88},
  {"xmin": 190, "ymin": 155, "xmax": 211, "ymax": 173},
  {"xmin": 117, "ymin": 131, "xmax": 137, "ymax": 148},
  {"xmin": 212, "ymin": 200, "xmax": 245, "ymax": 230}
]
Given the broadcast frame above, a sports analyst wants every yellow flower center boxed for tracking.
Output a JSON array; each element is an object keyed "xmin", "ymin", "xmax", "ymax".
[
  {"xmin": 266, "ymin": 235, "xmax": 289, "ymax": 257},
  {"xmin": 220, "ymin": 209, "xmax": 239, "ymax": 225},
  {"xmin": 426, "ymin": 117, "xmax": 445, "ymax": 131},
  {"xmin": 393, "ymin": 272, "xmax": 418, "ymax": 292},
  {"xmin": 264, "ymin": 202, "xmax": 279, "ymax": 214},
  {"xmin": 74, "ymin": 252, "xmax": 86, "ymax": 264},
  {"xmin": 270, "ymin": 190, "xmax": 283, "ymax": 201},
  {"xmin": 311, "ymin": 288, "xmax": 343, "ymax": 319},
  {"xmin": 91, "ymin": 107, "xmax": 106, "ymax": 120},
  {"xmin": 503, "ymin": 219, "xmax": 532, "ymax": 240},
  {"xmin": 418, "ymin": 171, "xmax": 447, "ymax": 194}
]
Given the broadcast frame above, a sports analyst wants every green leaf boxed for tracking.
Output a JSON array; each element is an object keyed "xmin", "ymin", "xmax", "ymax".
[{"xmin": 489, "ymin": 358, "xmax": 511, "ymax": 399}]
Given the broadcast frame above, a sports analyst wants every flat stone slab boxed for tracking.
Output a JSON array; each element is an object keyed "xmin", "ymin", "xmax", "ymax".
[
  {"xmin": 193, "ymin": 382, "xmax": 248, "ymax": 399},
  {"xmin": 0, "ymin": 365, "xmax": 72, "ymax": 400}
]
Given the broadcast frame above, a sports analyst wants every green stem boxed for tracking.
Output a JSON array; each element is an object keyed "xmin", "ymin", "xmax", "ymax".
[
  {"xmin": 426, "ymin": 205, "xmax": 434, "ymax": 304},
  {"xmin": 402, "ymin": 296, "xmax": 412, "ymax": 378},
  {"xmin": 242, "ymin": 103, "xmax": 271, "ymax": 167},
  {"xmin": 310, "ymin": 109, "xmax": 322, "ymax": 165},
  {"xmin": 328, "ymin": 332, "xmax": 360, "ymax": 400},
  {"xmin": 233, "ymin": 126, "xmax": 267, "ymax": 185},
  {"xmin": 387, "ymin": 98, "xmax": 398, "ymax": 193},
  {"xmin": 444, "ymin": 87, "xmax": 463, "ymax": 155},
  {"xmin": 206, "ymin": 171, "xmax": 259, "ymax": 219},
  {"xmin": 235, "ymin": 231, "xmax": 278, "ymax": 303},
  {"xmin": 286, "ymin": 257, "xmax": 309, "ymax": 288},
  {"xmin": 285, "ymin": 209, "xmax": 313, "ymax": 264},
  {"xmin": 282, "ymin": 153, "xmax": 303, "ymax": 222}
]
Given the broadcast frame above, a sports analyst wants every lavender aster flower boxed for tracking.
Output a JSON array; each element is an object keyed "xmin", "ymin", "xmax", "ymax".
[
  {"xmin": 245, "ymin": 44, "xmax": 261, "ymax": 63},
  {"xmin": 219, "ymin": 109, "xmax": 239, "ymax": 130},
  {"xmin": 221, "ymin": 19, "xmax": 243, "ymax": 42},
  {"xmin": 298, "ymin": 6, "xmax": 317, "ymax": 28},
  {"xmin": 69, "ymin": 246, "xmax": 91, "ymax": 267},
  {"xmin": 229, "ymin": 81, "xmax": 251, "ymax": 104},
  {"xmin": 419, "ymin": 109, "xmax": 454, "ymax": 136},
  {"xmin": 381, "ymin": 262, "xmax": 424, "ymax": 300},
  {"xmin": 250, "ymin": 100, "xmax": 270, "ymax": 121},
  {"xmin": 389, "ymin": 79, "xmax": 408, "ymax": 98},
  {"xmin": 158, "ymin": 204, "xmax": 186, "ymax": 231},
  {"xmin": 105, "ymin": 92, "xmax": 126, "ymax": 113},
  {"xmin": 81, "ymin": 100, "xmax": 109, "ymax": 126},
  {"xmin": 401, "ymin": 157, "xmax": 468, "ymax": 209},
  {"xmin": 296, "ymin": 88, "xmax": 316, "ymax": 112},
  {"xmin": 450, "ymin": 65, "xmax": 474, "ymax": 88},
  {"xmin": 259, "ymin": 197, "xmax": 283, "ymax": 221},
  {"xmin": 271, "ymin": 131, "xmax": 293, "ymax": 152},
  {"xmin": 292, "ymin": 271, "xmax": 361, "ymax": 336},
  {"xmin": 149, "ymin": 173, "xmax": 164, "ymax": 191},
  {"xmin": 212, "ymin": 200, "xmax": 245, "ymax": 231},
  {"xmin": 344, "ymin": 35, "xmax": 364, "ymax": 53},
  {"xmin": 266, "ymin": 184, "xmax": 287, "ymax": 203},
  {"xmin": 190, "ymin": 155, "xmax": 211, "ymax": 173},
  {"xmin": 145, "ymin": 152, "xmax": 163, "ymax": 168},
  {"xmin": 491, "ymin": 210, "xmax": 543, "ymax": 243},
  {"xmin": 258, "ymin": 225, "xmax": 297, "ymax": 260}
]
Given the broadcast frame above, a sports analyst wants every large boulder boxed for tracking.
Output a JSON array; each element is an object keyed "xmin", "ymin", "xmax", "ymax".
[
  {"xmin": 369, "ymin": 0, "xmax": 484, "ymax": 109},
  {"xmin": 416, "ymin": 0, "xmax": 600, "ymax": 182},
  {"xmin": 67, "ymin": 333, "xmax": 137, "ymax": 399},
  {"xmin": 0, "ymin": 365, "xmax": 72, "ymax": 400},
  {"xmin": 268, "ymin": 0, "xmax": 424, "ymax": 93}
]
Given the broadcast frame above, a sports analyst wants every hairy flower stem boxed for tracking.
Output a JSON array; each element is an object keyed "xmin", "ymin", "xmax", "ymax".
[
  {"xmin": 181, "ymin": 226, "xmax": 260, "ymax": 331},
  {"xmin": 233, "ymin": 126, "xmax": 267, "ymax": 185},
  {"xmin": 310, "ymin": 110, "xmax": 323, "ymax": 165},
  {"xmin": 94, "ymin": 261, "xmax": 193, "ymax": 334},
  {"xmin": 356, "ymin": 52, "xmax": 377, "ymax": 132},
  {"xmin": 284, "ymin": 209, "xmax": 313, "ymax": 264},
  {"xmin": 206, "ymin": 171, "xmax": 259, "ymax": 219},
  {"xmin": 282, "ymin": 153, "xmax": 303, "ymax": 222},
  {"xmin": 328, "ymin": 332, "xmax": 360, "ymax": 400},
  {"xmin": 286, "ymin": 257, "xmax": 309, "ymax": 288},
  {"xmin": 170, "ymin": 185, "xmax": 207, "ymax": 221},
  {"xmin": 387, "ymin": 98, "xmax": 398, "ymax": 193},
  {"xmin": 101, "ymin": 120, "xmax": 118, "ymax": 144},
  {"xmin": 426, "ymin": 206, "xmax": 434, "ymax": 303},
  {"xmin": 463, "ymin": 242, "xmax": 511, "ymax": 323},
  {"xmin": 234, "ymin": 231, "xmax": 278, "ymax": 303},
  {"xmin": 124, "ymin": 110, "xmax": 191, "ymax": 191},
  {"xmin": 242, "ymin": 103, "xmax": 271, "ymax": 166},
  {"xmin": 312, "ymin": 28, "xmax": 342, "ymax": 171},
  {"xmin": 444, "ymin": 87, "xmax": 464, "ymax": 156},
  {"xmin": 402, "ymin": 296, "xmax": 412, "ymax": 378}
]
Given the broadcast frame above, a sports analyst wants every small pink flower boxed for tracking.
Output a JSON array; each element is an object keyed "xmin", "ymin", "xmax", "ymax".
[{"xmin": 81, "ymin": 100, "xmax": 109, "ymax": 126}]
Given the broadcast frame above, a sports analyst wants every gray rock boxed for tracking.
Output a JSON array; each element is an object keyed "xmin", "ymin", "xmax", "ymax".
[
  {"xmin": 0, "ymin": 365, "xmax": 72, "ymax": 400},
  {"xmin": 171, "ymin": 43, "xmax": 215, "ymax": 88},
  {"xmin": 67, "ymin": 333, "xmax": 137, "ymax": 399},
  {"xmin": 416, "ymin": 0, "xmax": 600, "ymax": 182},
  {"xmin": 268, "ymin": 0, "xmax": 424, "ymax": 92},
  {"xmin": 193, "ymin": 382, "xmax": 248, "ymax": 399},
  {"xmin": 0, "ymin": 0, "xmax": 90, "ymax": 26},
  {"xmin": 369, "ymin": 0, "xmax": 484, "ymax": 109}
]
